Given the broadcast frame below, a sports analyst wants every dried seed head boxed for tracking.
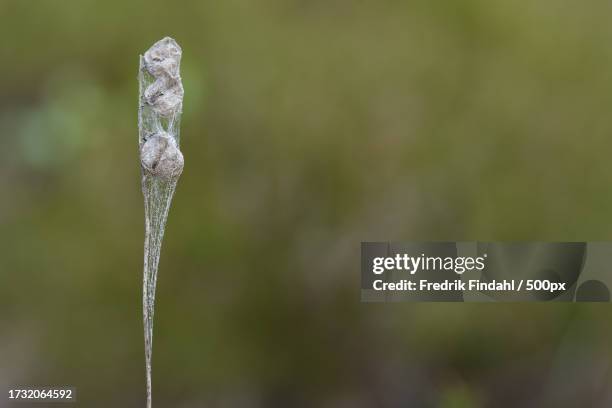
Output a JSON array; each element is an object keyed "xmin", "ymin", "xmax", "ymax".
[
  {"xmin": 144, "ymin": 77, "xmax": 184, "ymax": 117},
  {"xmin": 140, "ymin": 133, "xmax": 184, "ymax": 180},
  {"xmin": 142, "ymin": 37, "xmax": 184, "ymax": 117},
  {"xmin": 143, "ymin": 37, "xmax": 182, "ymax": 78}
]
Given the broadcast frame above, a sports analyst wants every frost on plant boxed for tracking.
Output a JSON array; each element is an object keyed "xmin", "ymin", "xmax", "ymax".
[{"xmin": 138, "ymin": 36, "xmax": 184, "ymax": 408}]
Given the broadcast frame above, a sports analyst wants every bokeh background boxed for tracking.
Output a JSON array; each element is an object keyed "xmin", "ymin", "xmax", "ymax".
[{"xmin": 2, "ymin": 1, "xmax": 612, "ymax": 407}]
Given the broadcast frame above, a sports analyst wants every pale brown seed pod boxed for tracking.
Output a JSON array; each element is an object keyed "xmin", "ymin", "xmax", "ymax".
[
  {"xmin": 143, "ymin": 37, "xmax": 184, "ymax": 117},
  {"xmin": 140, "ymin": 133, "xmax": 184, "ymax": 180},
  {"xmin": 143, "ymin": 77, "xmax": 184, "ymax": 118},
  {"xmin": 143, "ymin": 37, "xmax": 182, "ymax": 78}
]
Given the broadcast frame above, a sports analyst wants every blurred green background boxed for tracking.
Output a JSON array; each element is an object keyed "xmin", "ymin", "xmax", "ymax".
[{"xmin": 2, "ymin": 0, "xmax": 612, "ymax": 407}]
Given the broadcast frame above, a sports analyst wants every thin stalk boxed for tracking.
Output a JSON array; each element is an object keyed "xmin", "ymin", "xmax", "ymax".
[{"xmin": 138, "ymin": 37, "xmax": 184, "ymax": 408}]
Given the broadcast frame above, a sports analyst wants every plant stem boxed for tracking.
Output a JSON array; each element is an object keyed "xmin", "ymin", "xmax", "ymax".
[{"xmin": 138, "ymin": 37, "xmax": 184, "ymax": 408}]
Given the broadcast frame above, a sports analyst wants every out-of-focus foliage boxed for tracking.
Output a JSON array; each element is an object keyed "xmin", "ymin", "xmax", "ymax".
[{"xmin": 2, "ymin": 1, "xmax": 612, "ymax": 406}]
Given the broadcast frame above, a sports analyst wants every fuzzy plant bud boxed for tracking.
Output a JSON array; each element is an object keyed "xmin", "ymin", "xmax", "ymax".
[
  {"xmin": 143, "ymin": 77, "xmax": 183, "ymax": 118},
  {"xmin": 143, "ymin": 37, "xmax": 182, "ymax": 78},
  {"xmin": 142, "ymin": 37, "xmax": 184, "ymax": 117},
  {"xmin": 140, "ymin": 133, "xmax": 184, "ymax": 180}
]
